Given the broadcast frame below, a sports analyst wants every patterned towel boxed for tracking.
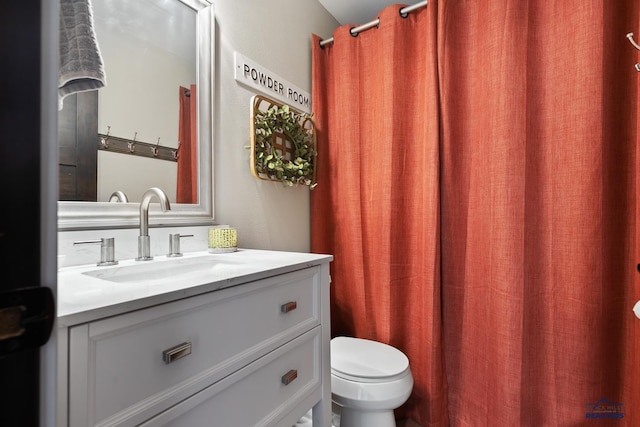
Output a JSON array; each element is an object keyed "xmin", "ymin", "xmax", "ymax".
[{"xmin": 58, "ymin": 0, "xmax": 106, "ymax": 110}]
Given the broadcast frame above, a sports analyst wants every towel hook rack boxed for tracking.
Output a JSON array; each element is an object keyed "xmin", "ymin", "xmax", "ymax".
[{"xmin": 97, "ymin": 132, "xmax": 178, "ymax": 162}]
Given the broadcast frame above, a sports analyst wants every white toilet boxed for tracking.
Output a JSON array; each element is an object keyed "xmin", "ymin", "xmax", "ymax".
[{"xmin": 330, "ymin": 336, "xmax": 414, "ymax": 427}]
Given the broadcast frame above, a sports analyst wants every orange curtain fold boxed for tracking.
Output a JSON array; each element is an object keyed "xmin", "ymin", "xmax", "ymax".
[
  {"xmin": 312, "ymin": 0, "xmax": 640, "ymax": 426},
  {"xmin": 439, "ymin": 1, "xmax": 639, "ymax": 425},
  {"xmin": 311, "ymin": 4, "xmax": 447, "ymax": 425},
  {"xmin": 177, "ymin": 84, "xmax": 197, "ymax": 204}
]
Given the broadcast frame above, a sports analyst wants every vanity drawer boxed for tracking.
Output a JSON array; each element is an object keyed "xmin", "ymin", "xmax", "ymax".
[
  {"xmin": 140, "ymin": 327, "xmax": 322, "ymax": 427},
  {"xmin": 68, "ymin": 267, "xmax": 321, "ymax": 427}
]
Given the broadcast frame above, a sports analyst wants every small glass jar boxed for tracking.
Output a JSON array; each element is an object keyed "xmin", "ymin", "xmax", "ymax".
[{"xmin": 208, "ymin": 226, "xmax": 238, "ymax": 253}]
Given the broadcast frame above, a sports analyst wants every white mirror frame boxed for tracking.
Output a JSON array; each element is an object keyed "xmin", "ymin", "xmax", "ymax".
[{"xmin": 58, "ymin": 0, "xmax": 215, "ymax": 231}]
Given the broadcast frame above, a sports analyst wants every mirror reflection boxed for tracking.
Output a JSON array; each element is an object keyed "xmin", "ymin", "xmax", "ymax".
[{"xmin": 58, "ymin": 0, "xmax": 198, "ymax": 204}]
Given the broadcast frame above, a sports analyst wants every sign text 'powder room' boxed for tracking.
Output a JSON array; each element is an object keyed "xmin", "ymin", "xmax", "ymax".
[{"xmin": 234, "ymin": 52, "xmax": 311, "ymax": 113}]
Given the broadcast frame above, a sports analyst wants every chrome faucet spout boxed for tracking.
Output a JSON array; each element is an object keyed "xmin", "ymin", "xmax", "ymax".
[
  {"xmin": 136, "ymin": 187, "xmax": 171, "ymax": 261},
  {"xmin": 139, "ymin": 187, "xmax": 171, "ymax": 236}
]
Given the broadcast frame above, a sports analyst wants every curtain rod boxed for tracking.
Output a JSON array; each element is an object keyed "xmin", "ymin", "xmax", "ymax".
[{"xmin": 319, "ymin": 0, "xmax": 428, "ymax": 47}]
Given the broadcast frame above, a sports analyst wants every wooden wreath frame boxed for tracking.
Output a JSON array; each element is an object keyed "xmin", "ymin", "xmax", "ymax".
[{"xmin": 249, "ymin": 95, "xmax": 317, "ymax": 188}]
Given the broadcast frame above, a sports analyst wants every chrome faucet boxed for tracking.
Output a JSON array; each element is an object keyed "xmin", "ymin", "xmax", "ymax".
[{"xmin": 136, "ymin": 187, "xmax": 171, "ymax": 261}]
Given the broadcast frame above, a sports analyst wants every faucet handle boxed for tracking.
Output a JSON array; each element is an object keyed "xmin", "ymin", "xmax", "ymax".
[
  {"xmin": 167, "ymin": 234, "xmax": 194, "ymax": 257},
  {"xmin": 73, "ymin": 238, "xmax": 118, "ymax": 266}
]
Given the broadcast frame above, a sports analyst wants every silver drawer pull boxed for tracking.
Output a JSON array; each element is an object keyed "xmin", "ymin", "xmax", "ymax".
[
  {"xmin": 162, "ymin": 342, "xmax": 192, "ymax": 364},
  {"xmin": 281, "ymin": 369, "xmax": 298, "ymax": 386},
  {"xmin": 281, "ymin": 301, "xmax": 297, "ymax": 313}
]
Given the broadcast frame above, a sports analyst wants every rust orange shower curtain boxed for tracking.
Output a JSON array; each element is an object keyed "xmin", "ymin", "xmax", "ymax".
[
  {"xmin": 177, "ymin": 84, "xmax": 197, "ymax": 203},
  {"xmin": 312, "ymin": 4, "xmax": 446, "ymax": 424},
  {"xmin": 311, "ymin": 1, "xmax": 640, "ymax": 426}
]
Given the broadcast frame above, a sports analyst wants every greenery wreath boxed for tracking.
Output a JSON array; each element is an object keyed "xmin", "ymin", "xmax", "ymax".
[{"xmin": 252, "ymin": 102, "xmax": 317, "ymax": 189}]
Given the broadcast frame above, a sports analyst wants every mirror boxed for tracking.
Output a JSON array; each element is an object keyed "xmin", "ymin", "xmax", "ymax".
[{"xmin": 58, "ymin": 0, "xmax": 214, "ymax": 230}]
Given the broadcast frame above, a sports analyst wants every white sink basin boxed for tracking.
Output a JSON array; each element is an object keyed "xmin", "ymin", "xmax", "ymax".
[
  {"xmin": 81, "ymin": 255, "xmax": 251, "ymax": 284},
  {"xmin": 56, "ymin": 249, "xmax": 333, "ymax": 324}
]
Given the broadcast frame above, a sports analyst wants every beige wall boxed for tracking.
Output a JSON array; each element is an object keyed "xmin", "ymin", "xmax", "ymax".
[{"xmin": 211, "ymin": 0, "xmax": 338, "ymax": 252}]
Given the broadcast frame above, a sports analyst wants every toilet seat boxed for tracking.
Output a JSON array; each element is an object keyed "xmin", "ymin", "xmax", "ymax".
[
  {"xmin": 331, "ymin": 337, "xmax": 410, "ymax": 383},
  {"xmin": 329, "ymin": 336, "xmax": 414, "ymax": 426}
]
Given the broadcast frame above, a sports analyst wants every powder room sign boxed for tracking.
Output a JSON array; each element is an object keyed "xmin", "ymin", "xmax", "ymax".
[{"xmin": 234, "ymin": 52, "xmax": 311, "ymax": 113}]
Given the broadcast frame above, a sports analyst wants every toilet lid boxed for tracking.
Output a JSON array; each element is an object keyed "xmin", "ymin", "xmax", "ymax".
[{"xmin": 331, "ymin": 337, "xmax": 410, "ymax": 382}]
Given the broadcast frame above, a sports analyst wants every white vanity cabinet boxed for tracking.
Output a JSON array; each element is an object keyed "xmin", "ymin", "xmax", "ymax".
[{"xmin": 57, "ymin": 250, "xmax": 332, "ymax": 427}]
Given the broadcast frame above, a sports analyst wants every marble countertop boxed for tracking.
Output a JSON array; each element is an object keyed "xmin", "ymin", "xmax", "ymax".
[{"xmin": 57, "ymin": 249, "xmax": 332, "ymax": 327}]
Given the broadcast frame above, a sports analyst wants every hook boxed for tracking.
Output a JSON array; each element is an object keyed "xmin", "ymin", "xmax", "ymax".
[
  {"xmin": 627, "ymin": 33, "xmax": 640, "ymax": 51},
  {"xmin": 101, "ymin": 125, "xmax": 111, "ymax": 148},
  {"xmin": 627, "ymin": 33, "xmax": 640, "ymax": 71},
  {"xmin": 123, "ymin": 131, "xmax": 136, "ymax": 152},
  {"xmin": 151, "ymin": 137, "xmax": 160, "ymax": 157}
]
